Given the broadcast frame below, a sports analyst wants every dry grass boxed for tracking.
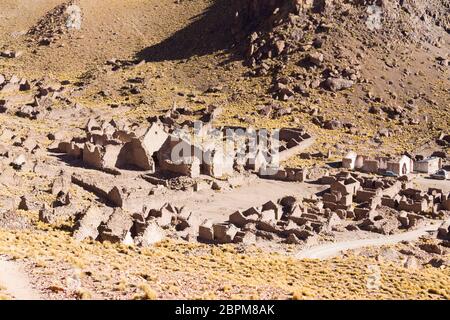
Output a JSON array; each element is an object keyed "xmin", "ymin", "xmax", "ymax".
[
  {"xmin": 0, "ymin": 222, "xmax": 449, "ymax": 300},
  {"xmin": 133, "ymin": 283, "xmax": 158, "ymax": 300}
]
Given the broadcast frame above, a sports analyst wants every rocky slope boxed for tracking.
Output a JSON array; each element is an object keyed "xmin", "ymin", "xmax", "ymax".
[{"xmin": 0, "ymin": 0, "xmax": 449, "ymax": 300}]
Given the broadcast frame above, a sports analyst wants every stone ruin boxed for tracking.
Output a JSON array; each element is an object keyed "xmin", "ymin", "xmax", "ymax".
[
  {"xmin": 342, "ymin": 152, "xmax": 415, "ymax": 176},
  {"xmin": 54, "ymin": 117, "xmax": 314, "ymax": 181},
  {"xmin": 23, "ymin": 118, "xmax": 316, "ymax": 247},
  {"xmin": 37, "ymin": 116, "xmax": 446, "ymax": 247},
  {"xmin": 50, "ymin": 202, "xmax": 199, "ymax": 247},
  {"xmin": 319, "ymin": 172, "xmax": 450, "ymax": 233},
  {"xmin": 30, "ymin": 169, "xmax": 201, "ymax": 246},
  {"xmin": 342, "ymin": 151, "xmax": 447, "ymax": 175},
  {"xmin": 382, "ymin": 188, "xmax": 450, "ymax": 216},
  {"xmin": 199, "ymin": 195, "xmax": 339, "ymax": 245},
  {"xmin": 198, "ymin": 171, "xmax": 450, "ymax": 244}
]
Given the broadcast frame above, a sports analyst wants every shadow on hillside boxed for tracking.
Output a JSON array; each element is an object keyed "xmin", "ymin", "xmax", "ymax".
[{"xmin": 136, "ymin": 0, "xmax": 236, "ymax": 62}]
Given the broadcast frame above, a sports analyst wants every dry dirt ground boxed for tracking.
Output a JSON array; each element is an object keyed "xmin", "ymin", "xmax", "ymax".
[
  {"xmin": 0, "ymin": 227, "xmax": 449, "ymax": 300},
  {"xmin": 0, "ymin": 256, "xmax": 41, "ymax": 300},
  {"xmin": 0, "ymin": 0, "xmax": 449, "ymax": 300}
]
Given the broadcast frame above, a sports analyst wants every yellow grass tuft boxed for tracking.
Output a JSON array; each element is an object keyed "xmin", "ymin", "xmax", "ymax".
[{"xmin": 133, "ymin": 284, "xmax": 158, "ymax": 300}]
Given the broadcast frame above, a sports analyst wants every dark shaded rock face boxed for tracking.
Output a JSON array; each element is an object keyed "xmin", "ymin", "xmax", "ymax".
[{"xmin": 232, "ymin": 0, "xmax": 298, "ymax": 34}]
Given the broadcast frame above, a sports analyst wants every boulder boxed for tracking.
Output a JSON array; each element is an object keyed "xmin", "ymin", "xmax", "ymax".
[
  {"xmin": 0, "ymin": 83, "xmax": 20, "ymax": 94},
  {"xmin": 10, "ymin": 154, "xmax": 26, "ymax": 170},
  {"xmin": 324, "ymin": 77, "xmax": 354, "ymax": 91},
  {"xmin": 403, "ymin": 256, "xmax": 419, "ymax": 270},
  {"xmin": 120, "ymin": 122, "xmax": 168, "ymax": 171},
  {"xmin": 261, "ymin": 200, "xmax": 282, "ymax": 220},
  {"xmin": 53, "ymin": 191, "xmax": 71, "ymax": 207},
  {"xmin": 233, "ymin": 231, "xmax": 256, "ymax": 244},
  {"xmin": 16, "ymin": 105, "xmax": 39, "ymax": 119},
  {"xmin": 107, "ymin": 186, "xmax": 124, "ymax": 207},
  {"xmin": 21, "ymin": 137, "xmax": 39, "ymax": 153},
  {"xmin": 325, "ymin": 212, "xmax": 342, "ymax": 230},
  {"xmin": 256, "ymin": 219, "xmax": 279, "ymax": 233},
  {"xmin": 323, "ymin": 119, "xmax": 342, "ymax": 130},
  {"xmin": 73, "ymin": 206, "xmax": 112, "ymax": 241},
  {"xmin": 260, "ymin": 209, "xmax": 277, "ymax": 222},
  {"xmin": 134, "ymin": 220, "xmax": 165, "ymax": 246},
  {"xmin": 98, "ymin": 208, "xmax": 134, "ymax": 243},
  {"xmin": 39, "ymin": 204, "xmax": 77, "ymax": 224},
  {"xmin": 242, "ymin": 207, "xmax": 261, "ymax": 217},
  {"xmin": 213, "ymin": 223, "xmax": 239, "ymax": 244},
  {"xmin": 51, "ymin": 171, "xmax": 71, "ymax": 196},
  {"xmin": 83, "ymin": 143, "xmax": 103, "ymax": 168},
  {"xmin": 198, "ymin": 219, "xmax": 214, "ymax": 242},
  {"xmin": 0, "ymin": 144, "xmax": 9, "ymax": 157},
  {"xmin": 419, "ymin": 243, "xmax": 442, "ymax": 255},
  {"xmin": 284, "ymin": 221, "xmax": 314, "ymax": 240},
  {"xmin": 83, "ymin": 142, "xmax": 122, "ymax": 170},
  {"xmin": 285, "ymin": 233, "xmax": 302, "ymax": 244},
  {"xmin": 274, "ymin": 40, "xmax": 285, "ymax": 55},
  {"xmin": 175, "ymin": 211, "xmax": 199, "ymax": 232},
  {"xmin": 306, "ymin": 52, "xmax": 324, "ymax": 66},
  {"xmin": 18, "ymin": 195, "xmax": 39, "ymax": 211},
  {"xmin": 229, "ymin": 210, "xmax": 248, "ymax": 228},
  {"xmin": 149, "ymin": 204, "xmax": 175, "ymax": 227},
  {"xmin": 437, "ymin": 221, "xmax": 450, "ymax": 240}
]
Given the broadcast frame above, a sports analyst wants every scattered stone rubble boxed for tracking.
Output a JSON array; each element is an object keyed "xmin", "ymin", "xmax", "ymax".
[
  {"xmin": 0, "ymin": 50, "xmax": 23, "ymax": 59},
  {"xmin": 198, "ymin": 171, "xmax": 450, "ymax": 244},
  {"xmin": 27, "ymin": 0, "xmax": 82, "ymax": 46},
  {"xmin": 233, "ymin": 0, "xmax": 363, "ymax": 100},
  {"xmin": 69, "ymin": 202, "xmax": 198, "ymax": 246},
  {"xmin": 0, "ymin": 74, "xmax": 68, "ymax": 120},
  {"xmin": 235, "ymin": 0, "xmax": 448, "ymax": 82},
  {"xmin": 382, "ymin": 188, "xmax": 450, "ymax": 216}
]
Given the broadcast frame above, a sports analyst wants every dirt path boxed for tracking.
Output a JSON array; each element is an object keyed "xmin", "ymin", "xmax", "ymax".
[
  {"xmin": 0, "ymin": 257, "xmax": 42, "ymax": 300},
  {"xmin": 296, "ymin": 222, "xmax": 442, "ymax": 260}
]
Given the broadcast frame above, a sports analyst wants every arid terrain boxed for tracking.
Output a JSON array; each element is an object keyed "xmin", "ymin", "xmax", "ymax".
[{"xmin": 0, "ymin": 0, "xmax": 449, "ymax": 300}]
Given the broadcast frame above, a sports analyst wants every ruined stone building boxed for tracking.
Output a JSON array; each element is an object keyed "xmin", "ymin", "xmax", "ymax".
[
  {"xmin": 342, "ymin": 152, "xmax": 416, "ymax": 175},
  {"xmin": 413, "ymin": 157, "xmax": 442, "ymax": 174},
  {"xmin": 57, "ymin": 118, "xmax": 313, "ymax": 180}
]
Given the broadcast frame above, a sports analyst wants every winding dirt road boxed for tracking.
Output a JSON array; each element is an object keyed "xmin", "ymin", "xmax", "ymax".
[{"xmin": 296, "ymin": 223, "xmax": 442, "ymax": 260}]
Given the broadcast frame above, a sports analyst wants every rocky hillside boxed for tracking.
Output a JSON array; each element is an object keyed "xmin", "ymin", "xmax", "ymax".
[
  {"xmin": 1, "ymin": 1, "xmax": 448, "ymax": 161},
  {"xmin": 0, "ymin": 0, "xmax": 449, "ymax": 300},
  {"xmin": 226, "ymin": 0, "xmax": 450, "ymax": 161}
]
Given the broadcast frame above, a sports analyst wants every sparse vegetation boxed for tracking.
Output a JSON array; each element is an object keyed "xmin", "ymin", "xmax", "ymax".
[{"xmin": 0, "ymin": 0, "xmax": 448, "ymax": 301}]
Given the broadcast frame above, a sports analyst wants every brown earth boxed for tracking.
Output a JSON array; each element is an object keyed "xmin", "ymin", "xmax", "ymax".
[{"xmin": 0, "ymin": 0, "xmax": 449, "ymax": 300}]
